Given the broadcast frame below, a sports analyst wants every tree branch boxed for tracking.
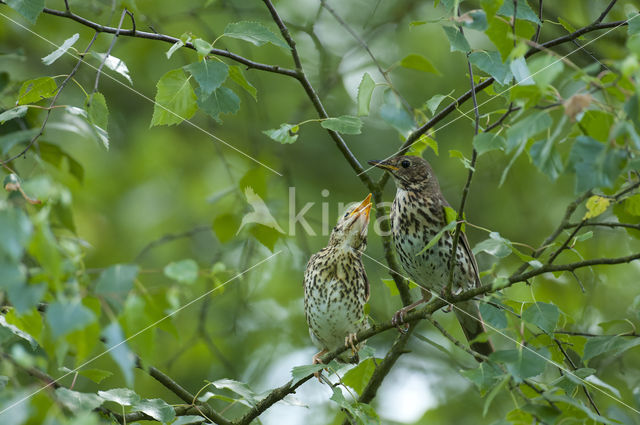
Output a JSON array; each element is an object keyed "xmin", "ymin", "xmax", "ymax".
[
  {"xmin": 398, "ymin": 18, "xmax": 627, "ymax": 154},
  {"xmin": 20, "ymin": 5, "xmax": 299, "ymax": 77},
  {"xmin": 260, "ymin": 0, "xmax": 375, "ymax": 189}
]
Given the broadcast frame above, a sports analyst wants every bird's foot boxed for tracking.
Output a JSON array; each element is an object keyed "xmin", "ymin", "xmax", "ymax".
[
  {"xmin": 439, "ymin": 288, "xmax": 454, "ymax": 312},
  {"xmin": 312, "ymin": 350, "xmax": 328, "ymax": 382},
  {"xmin": 392, "ymin": 295, "xmax": 431, "ymax": 332},
  {"xmin": 391, "ymin": 307, "xmax": 411, "ymax": 333},
  {"xmin": 345, "ymin": 333, "xmax": 358, "ymax": 356}
]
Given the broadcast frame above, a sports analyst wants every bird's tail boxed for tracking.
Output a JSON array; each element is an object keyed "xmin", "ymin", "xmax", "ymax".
[{"xmin": 454, "ymin": 300, "xmax": 494, "ymax": 360}]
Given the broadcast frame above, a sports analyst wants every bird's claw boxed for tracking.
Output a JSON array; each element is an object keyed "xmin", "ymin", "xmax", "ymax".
[
  {"xmin": 392, "ymin": 308, "xmax": 410, "ymax": 333},
  {"xmin": 345, "ymin": 333, "xmax": 358, "ymax": 356},
  {"xmin": 312, "ymin": 350, "xmax": 328, "ymax": 382}
]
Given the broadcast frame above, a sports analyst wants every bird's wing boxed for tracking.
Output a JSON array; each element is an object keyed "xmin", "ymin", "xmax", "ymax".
[
  {"xmin": 459, "ymin": 231, "xmax": 481, "ymax": 287},
  {"xmin": 440, "ymin": 201, "xmax": 481, "ymax": 287},
  {"xmin": 361, "ymin": 262, "xmax": 370, "ymax": 302}
]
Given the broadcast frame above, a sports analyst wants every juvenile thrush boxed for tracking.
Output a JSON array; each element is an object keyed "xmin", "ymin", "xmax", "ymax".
[
  {"xmin": 369, "ymin": 156, "xmax": 493, "ymax": 357},
  {"xmin": 304, "ymin": 193, "xmax": 372, "ymax": 367}
]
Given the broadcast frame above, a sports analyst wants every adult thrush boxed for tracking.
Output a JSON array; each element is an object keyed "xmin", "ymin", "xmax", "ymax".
[
  {"xmin": 304, "ymin": 193, "xmax": 372, "ymax": 367},
  {"xmin": 369, "ymin": 156, "xmax": 493, "ymax": 357}
]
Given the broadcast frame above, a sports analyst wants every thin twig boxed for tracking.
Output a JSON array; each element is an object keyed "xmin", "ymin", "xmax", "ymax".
[
  {"xmin": 446, "ymin": 54, "xmax": 480, "ymax": 296},
  {"xmin": 93, "ymin": 8, "xmax": 128, "ymax": 93},
  {"xmin": 261, "ymin": 0, "xmax": 375, "ymax": 189}
]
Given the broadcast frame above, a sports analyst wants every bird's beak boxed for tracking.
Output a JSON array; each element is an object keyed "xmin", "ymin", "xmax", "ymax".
[
  {"xmin": 368, "ymin": 159, "xmax": 398, "ymax": 172},
  {"xmin": 349, "ymin": 193, "xmax": 372, "ymax": 219}
]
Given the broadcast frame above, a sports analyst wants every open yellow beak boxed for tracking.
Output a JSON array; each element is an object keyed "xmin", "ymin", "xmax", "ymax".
[
  {"xmin": 368, "ymin": 159, "xmax": 398, "ymax": 171},
  {"xmin": 349, "ymin": 193, "xmax": 372, "ymax": 219}
]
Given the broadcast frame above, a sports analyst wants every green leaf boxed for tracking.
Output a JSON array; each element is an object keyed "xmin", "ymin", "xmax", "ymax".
[
  {"xmin": 17, "ymin": 77, "xmax": 57, "ymax": 105},
  {"xmin": 449, "ymin": 149, "xmax": 473, "ymax": 169},
  {"xmin": 490, "ymin": 346, "xmax": 548, "ymax": 382},
  {"xmin": 165, "ymin": 39, "xmax": 185, "ymax": 59},
  {"xmin": 42, "ymin": 33, "xmax": 79, "ymax": 65},
  {"xmin": 185, "ymin": 60, "xmax": 229, "ymax": 96},
  {"xmin": 380, "ymin": 89, "xmax": 414, "ymax": 134},
  {"xmin": 47, "ymin": 300, "xmax": 96, "ymax": 339},
  {"xmin": 321, "ymin": 115, "xmax": 363, "ymax": 135},
  {"xmin": 132, "ymin": 399, "xmax": 175, "ymax": 423},
  {"xmin": 583, "ymin": 195, "xmax": 610, "ymax": 219},
  {"xmin": 38, "ymin": 142, "xmax": 85, "ymax": 182},
  {"xmin": 469, "ymin": 50, "xmax": 512, "ymax": 85},
  {"xmin": 196, "ymin": 87, "xmax": 240, "ymax": 123},
  {"xmin": 263, "ymin": 123, "xmax": 298, "ymax": 144},
  {"xmin": 0, "ymin": 315, "xmax": 37, "ymax": 349},
  {"xmin": 473, "ymin": 233, "xmax": 511, "ymax": 258},
  {"xmin": 164, "ymin": 259, "xmax": 199, "ymax": 284},
  {"xmin": 442, "ymin": 26, "xmax": 471, "ymax": 52},
  {"xmin": 558, "ymin": 17, "xmax": 577, "ymax": 34},
  {"xmin": 460, "ymin": 361, "xmax": 504, "ymax": 395},
  {"xmin": 249, "ymin": 224, "xmax": 281, "ymax": 252},
  {"xmin": 228, "ymin": 65, "xmax": 257, "ymax": 101},
  {"xmin": 342, "ymin": 358, "xmax": 377, "ymax": 395},
  {"xmin": 0, "ymin": 106, "xmax": 28, "ymax": 123},
  {"xmin": 78, "ymin": 369, "xmax": 113, "ymax": 384},
  {"xmin": 567, "ymin": 136, "xmax": 626, "ymax": 193},
  {"xmin": 5, "ymin": 0, "xmax": 44, "ymax": 24},
  {"xmin": 330, "ymin": 386, "xmax": 379, "ymax": 424},
  {"xmin": 529, "ymin": 138, "xmax": 563, "ymax": 181},
  {"xmin": 90, "ymin": 52, "xmax": 132, "ymax": 84},
  {"xmin": 86, "ymin": 92, "xmax": 109, "ymax": 130},
  {"xmin": 192, "ymin": 38, "xmax": 212, "ymax": 59},
  {"xmin": 407, "ymin": 134, "xmax": 438, "ymax": 156},
  {"xmin": 98, "ymin": 388, "xmax": 140, "ymax": 406},
  {"xmin": 473, "ymin": 132, "xmax": 506, "ymax": 155},
  {"xmin": 223, "ymin": 21, "xmax": 288, "ymax": 49},
  {"xmin": 382, "ymin": 278, "xmax": 400, "ymax": 296},
  {"xmin": 213, "ymin": 213, "xmax": 240, "ymax": 243},
  {"xmin": 357, "ymin": 72, "xmax": 375, "ymax": 116},
  {"xmin": 498, "ymin": 0, "xmax": 541, "ymax": 24},
  {"xmin": 55, "ymin": 388, "xmax": 103, "ymax": 412},
  {"xmin": 579, "ymin": 110, "xmax": 613, "ymax": 142},
  {"xmin": 425, "ymin": 92, "xmax": 450, "ymax": 116},
  {"xmin": 522, "ymin": 302, "xmax": 559, "ymax": 334},
  {"xmin": 583, "ymin": 335, "xmax": 640, "ymax": 363},
  {"xmin": 172, "ymin": 416, "xmax": 207, "ymax": 425},
  {"xmin": 0, "ymin": 207, "xmax": 33, "ymax": 261},
  {"xmin": 291, "ymin": 364, "xmax": 325, "ymax": 384},
  {"xmin": 485, "ymin": 16, "xmax": 513, "ymax": 61},
  {"xmin": 417, "ymin": 220, "xmax": 457, "ymax": 255},
  {"xmin": 460, "ymin": 9, "xmax": 488, "ymax": 31},
  {"xmin": 479, "ymin": 302, "xmax": 508, "ymax": 329},
  {"xmin": 151, "ymin": 68, "xmax": 198, "ymax": 126},
  {"xmin": 542, "ymin": 394, "xmax": 619, "ymax": 425},
  {"xmin": 102, "ymin": 321, "xmax": 136, "ymax": 386},
  {"xmin": 399, "ymin": 54, "xmax": 441, "ymax": 75},
  {"xmin": 212, "ymin": 378, "xmax": 260, "ymax": 406},
  {"xmin": 95, "ymin": 264, "xmax": 138, "ymax": 313},
  {"xmin": 483, "ymin": 375, "xmax": 510, "ymax": 417},
  {"xmin": 505, "ymin": 111, "xmax": 552, "ymax": 153},
  {"xmin": 628, "ymin": 13, "xmax": 640, "ymax": 36},
  {"xmin": 509, "ymin": 57, "xmax": 534, "ymax": 86}
]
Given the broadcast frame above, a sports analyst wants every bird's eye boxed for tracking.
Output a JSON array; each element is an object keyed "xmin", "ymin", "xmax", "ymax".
[
  {"xmin": 401, "ymin": 159, "xmax": 411, "ymax": 168},
  {"xmin": 344, "ymin": 211, "xmax": 350, "ymax": 218}
]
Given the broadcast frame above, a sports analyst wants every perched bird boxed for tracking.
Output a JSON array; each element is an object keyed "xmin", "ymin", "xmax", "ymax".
[
  {"xmin": 369, "ymin": 156, "xmax": 493, "ymax": 357},
  {"xmin": 304, "ymin": 193, "xmax": 372, "ymax": 368}
]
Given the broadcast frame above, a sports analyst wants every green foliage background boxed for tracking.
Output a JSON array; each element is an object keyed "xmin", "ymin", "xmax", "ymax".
[{"xmin": 1, "ymin": 0, "xmax": 640, "ymax": 424}]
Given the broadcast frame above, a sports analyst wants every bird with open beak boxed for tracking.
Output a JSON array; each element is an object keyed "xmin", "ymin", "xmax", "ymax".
[
  {"xmin": 369, "ymin": 156, "xmax": 493, "ymax": 358},
  {"xmin": 303, "ymin": 193, "xmax": 372, "ymax": 370}
]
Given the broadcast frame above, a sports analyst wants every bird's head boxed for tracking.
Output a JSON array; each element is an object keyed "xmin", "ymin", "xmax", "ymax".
[
  {"xmin": 328, "ymin": 193, "xmax": 372, "ymax": 251},
  {"xmin": 368, "ymin": 155, "xmax": 440, "ymax": 192}
]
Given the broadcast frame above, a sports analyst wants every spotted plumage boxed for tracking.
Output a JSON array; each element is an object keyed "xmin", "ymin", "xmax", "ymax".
[
  {"xmin": 369, "ymin": 156, "xmax": 493, "ymax": 357},
  {"xmin": 303, "ymin": 194, "xmax": 372, "ymax": 365}
]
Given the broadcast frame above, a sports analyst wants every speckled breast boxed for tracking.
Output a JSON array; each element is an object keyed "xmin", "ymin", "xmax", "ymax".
[{"xmin": 391, "ymin": 190, "xmax": 472, "ymax": 293}]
